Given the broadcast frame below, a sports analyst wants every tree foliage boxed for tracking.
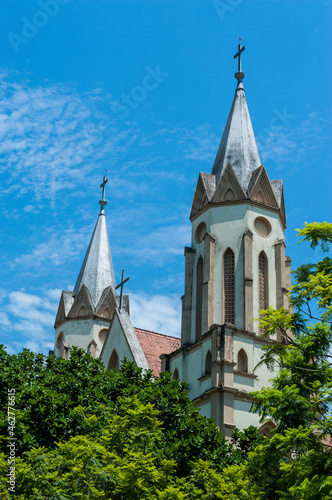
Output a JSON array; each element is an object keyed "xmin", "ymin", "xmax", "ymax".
[
  {"xmin": 247, "ymin": 221, "xmax": 332, "ymax": 498},
  {"xmin": 0, "ymin": 346, "xmax": 260, "ymax": 498}
]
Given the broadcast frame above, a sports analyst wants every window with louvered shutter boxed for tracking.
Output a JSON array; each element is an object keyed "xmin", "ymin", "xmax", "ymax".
[
  {"xmin": 195, "ymin": 257, "xmax": 203, "ymax": 342},
  {"xmin": 224, "ymin": 249, "xmax": 235, "ymax": 324},
  {"xmin": 258, "ymin": 252, "xmax": 268, "ymax": 333}
]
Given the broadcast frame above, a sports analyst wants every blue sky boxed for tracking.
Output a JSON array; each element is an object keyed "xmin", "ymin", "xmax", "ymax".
[{"xmin": 0, "ymin": 0, "xmax": 331, "ymax": 354}]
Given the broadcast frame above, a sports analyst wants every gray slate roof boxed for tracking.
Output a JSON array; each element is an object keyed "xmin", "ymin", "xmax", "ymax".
[
  {"xmin": 212, "ymin": 82, "xmax": 262, "ymax": 191},
  {"xmin": 73, "ymin": 211, "xmax": 116, "ymax": 308},
  {"xmin": 271, "ymin": 179, "xmax": 283, "ymax": 206}
]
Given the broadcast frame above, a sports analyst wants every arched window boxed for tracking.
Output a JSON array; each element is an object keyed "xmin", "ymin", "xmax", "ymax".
[
  {"xmin": 173, "ymin": 368, "xmax": 179, "ymax": 380},
  {"xmin": 255, "ymin": 190, "xmax": 265, "ymax": 203},
  {"xmin": 224, "ymin": 248, "xmax": 235, "ymax": 324},
  {"xmin": 56, "ymin": 332, "xmax": 68, "ymax": 359},
  {"xmin": 78, "ymin": 305, "xmax": 86, "ymax": 317},
  {"xmin": 237, "ymin": 348, "xmax": 248, "ymax": 373},
  {"xmin": 224, "ymin": 188, "xmax": 235, "ymax": 201},
  {"xmin": 102, "ymin": 307, "xmax": 111, "ymax": 319},
  {"xmin": 62, "ymin": 344, "xmax": 68, "ymax": 360},
  {"xmin": 195, "ymin": 257, "xmax": 203, "ymax": 342},
  {"xmin": 258, "ymin": 252, "xmax": 268, "ymax": 333},
  {"xmin": 89, "ymin": 340, "xmax": 97, "ymax": 359},
  {"xmin": 108, "ymin": 350, "xmax": 119, "ymax": 370},
  {"xmin": 259, "ymin": 422, "xmax": 276, "ymax": 438},
  {"xmin": 205, "ymin": 351, "xmax": 212, "ymax": 375}
]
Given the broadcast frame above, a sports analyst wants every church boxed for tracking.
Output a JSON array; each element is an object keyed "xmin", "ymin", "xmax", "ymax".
[{"xmin": 53, "ymin": 41, "xmax": 291, "ymax": 437}]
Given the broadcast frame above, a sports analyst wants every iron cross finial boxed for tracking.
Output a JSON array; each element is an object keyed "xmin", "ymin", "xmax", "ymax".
[
  {"xmin": 100, "ymin": 169, "xmax": 108, "ymax": 201},
  {"xmin": 115, "ymin": 269, "xmax": 130, "ymax": 312},
  {"xmin": 99, "ymin": 170, "xmax": 108, "ymax": 212},
  {"xmin": 234, "ymin": 37, "xmax": 246, "ymax": 72},
  {"xmin": 234, "ymin": 37, "xmax": 246, "ymax": 86}
]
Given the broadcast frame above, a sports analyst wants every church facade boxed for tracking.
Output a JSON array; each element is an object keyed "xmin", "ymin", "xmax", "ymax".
[{"xmin": 53, "ymin": 43, "xmax": 291, "ymax": 435}]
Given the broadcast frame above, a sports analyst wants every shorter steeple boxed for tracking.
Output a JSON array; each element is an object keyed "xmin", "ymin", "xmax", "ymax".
[
  {"xmin": 73, "ymin": 171, "xmax": 117, "ymax": 307},
  {"xmin": 212, "ymin": 38, "xmax": 262, "ymax": 191}
]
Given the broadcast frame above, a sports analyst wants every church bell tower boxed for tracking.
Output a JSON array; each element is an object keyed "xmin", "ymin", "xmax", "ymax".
[
  {"xmin": 162, "ymin": 40, "xmax": 291, "ymax": 436},
  {"xmin": 53, "ymin": 172, "xmax": 129, "ymax": 360}
]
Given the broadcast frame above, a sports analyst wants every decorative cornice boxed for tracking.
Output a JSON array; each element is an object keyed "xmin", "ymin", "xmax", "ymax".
[{"xmin": 190, "ymin": 198, "xmax": 286, "ymax": 229}]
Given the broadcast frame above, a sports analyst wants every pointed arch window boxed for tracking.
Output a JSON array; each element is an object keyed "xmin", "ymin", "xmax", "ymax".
[
  {"xmin": 62, "ymin": 344, "xmax": 68, "ymax": 360},
  {"xmin": 56, "ymin": 332, "xmax": 68, "ymax": 359},
  {"xmin": 237, "ymin": 348, "xmax": 248, "ymax": 373},
  {"xmin": 78, "ymin": 305, "xmax": 86, "ymax": 317},
  {"xmin": 102, "ymin": 307, "xmax": 111, "ymax": 319},
  {"xmin": 195, "ymin": 257, "xmax": 203, "ymax": 342},
  {"xmin": 224, "ymin": 188, "xmax": 235, "ymax": 201},
  {"xmin": 255, "ymin": 190, "xmax": 265, "ymax": 204},
  {"xmin": 108, "ymin": 350, "xmax": 119, "ymax": 370},
  {"xmin": 224, "ymin": 248, "xmax": 235, "ymax": 324},
  {"xmin": 88, "ymin": 340, "xmax": 97, "ymax": 359},
  {"xmin": 258, "ymin": 252, "xmax": 268, "ymax": 333},
  {"xmin": 205, "ymin": 351, "xmax": 212, "ymax": 375},
  {"xmin": 173, "ymin": 368, "xmax": 179, "ymax": 380}
]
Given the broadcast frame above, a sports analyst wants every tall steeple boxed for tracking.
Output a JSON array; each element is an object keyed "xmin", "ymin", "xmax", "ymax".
[
  {"xmin": 54, "ymin": 171, "xmax": 126, "ymax": 361},
  {"xmin": 172, "ymin": 39, "xmax": 291, "ymax": 437},
  {"xmin": 212, "ymin": 38, "xmax": 261, "ymax": 191},
  {"xmin": 73, "ymin": 171, "xmax": 116, "ymax": 307}
]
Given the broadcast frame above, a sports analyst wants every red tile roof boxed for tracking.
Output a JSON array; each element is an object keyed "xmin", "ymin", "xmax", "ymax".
[
  {"xmin": 134, "ymin": 327, "xmax": 181, "ymax": 377},
  {"xmin": 322, "ymin": 435, "xmax": 332, "ymax": 448}
]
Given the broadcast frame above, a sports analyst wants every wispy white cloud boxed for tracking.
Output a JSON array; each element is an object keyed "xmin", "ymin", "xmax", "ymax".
[
  {"xmin": 156, "ymin": 123, "xmax": 220, "ymax": 164},
  {"xmin": 115, "ymin": 223, "xmax": 191, "ymax": 266},
  {"xmin": 178, "ymin": 124, "xmax": 220, "ymax": 162},
  {"xmin": 0, "ymin": 72, "xmax": 141, "ymax": 207},
  {"xmin": 257, "ymin": 112, "xmax": 330, "ymax": 171},
  {"xmin": 130, "ymin": 292, "xmax": 181, "ymax": 337},
  {"xmin": 11, "ymin": 223, "xmax": 93, "ymax": 272},
  {"xmin": 0, "ymin": 289, "xmax": 59, "ymax": 354}
]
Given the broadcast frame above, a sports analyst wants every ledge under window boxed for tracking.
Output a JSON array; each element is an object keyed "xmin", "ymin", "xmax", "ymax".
[{"xmin": 233, "ymin": 370, "xmax": 257, "ymax": 379}]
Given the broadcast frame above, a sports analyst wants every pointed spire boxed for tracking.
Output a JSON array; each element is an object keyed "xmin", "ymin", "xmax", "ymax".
[
  {"xmin": 212, "ymin": 39, "xmax": 262, "ymax": 191},
  {"xmin": 73, "ymin": 172, "xmax": 117, "ymax": 307}
]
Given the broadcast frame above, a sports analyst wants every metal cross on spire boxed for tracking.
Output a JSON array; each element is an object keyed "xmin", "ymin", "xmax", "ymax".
[
  {"xmin": 234, "ymin": 37, "xmax": 246, "ymax": 86},
  {"xmin": 99, "ymin": 170, "xmax": 108, "ymax": 212},
  {"xmin": 100, "ymin": 169, "xmax": 108, "ymax": 200},
  {"xmin": 234, "ymin": 37, "xmax": 246, "ymax": 72},
  {"xmin": 115, "ymin": 269, "xmax": 130, "ymax": 312}
]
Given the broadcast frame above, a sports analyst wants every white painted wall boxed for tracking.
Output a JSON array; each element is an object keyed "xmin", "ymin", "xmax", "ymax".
[
  {"xmin": 233, "ymin": 399, "xmax": 261, "ymax": 428},
  {"xmin": 191, "ymin": 203, "xmax": 285, "ymax": 337},
  {"xmin": 198, "ymin": 401, "xmax": 211, "ymax": 418},
  {"xmin": 54, "ymin": 319, "xmax": 110, "ymax": 359},
  {"xmin": 169, "ymin": 337, "xmax": 213, "ymax": 401},
  {"xmin": 100, "ymin": 314, "xmax": 134, "ymax": 368}
]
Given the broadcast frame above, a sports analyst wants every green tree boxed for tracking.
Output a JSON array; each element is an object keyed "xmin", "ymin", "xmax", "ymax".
[
  {"xmin": 0, "ymin": 352, "xmax": 256, "ymax": 499},
  {"xmin": 1, "ymin": 345, "xmax": 260, "ymax": 498},
  {"xmin": 0, "ymin": 347, "xmax": 233, "ymax": 476},
  {"xmin": 247, "ymin": 222, "xmax": 332, "ymax": 499},
  {"xmin": 0, "ymin": 398, "xmax": 251, "ymax": 499}
]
